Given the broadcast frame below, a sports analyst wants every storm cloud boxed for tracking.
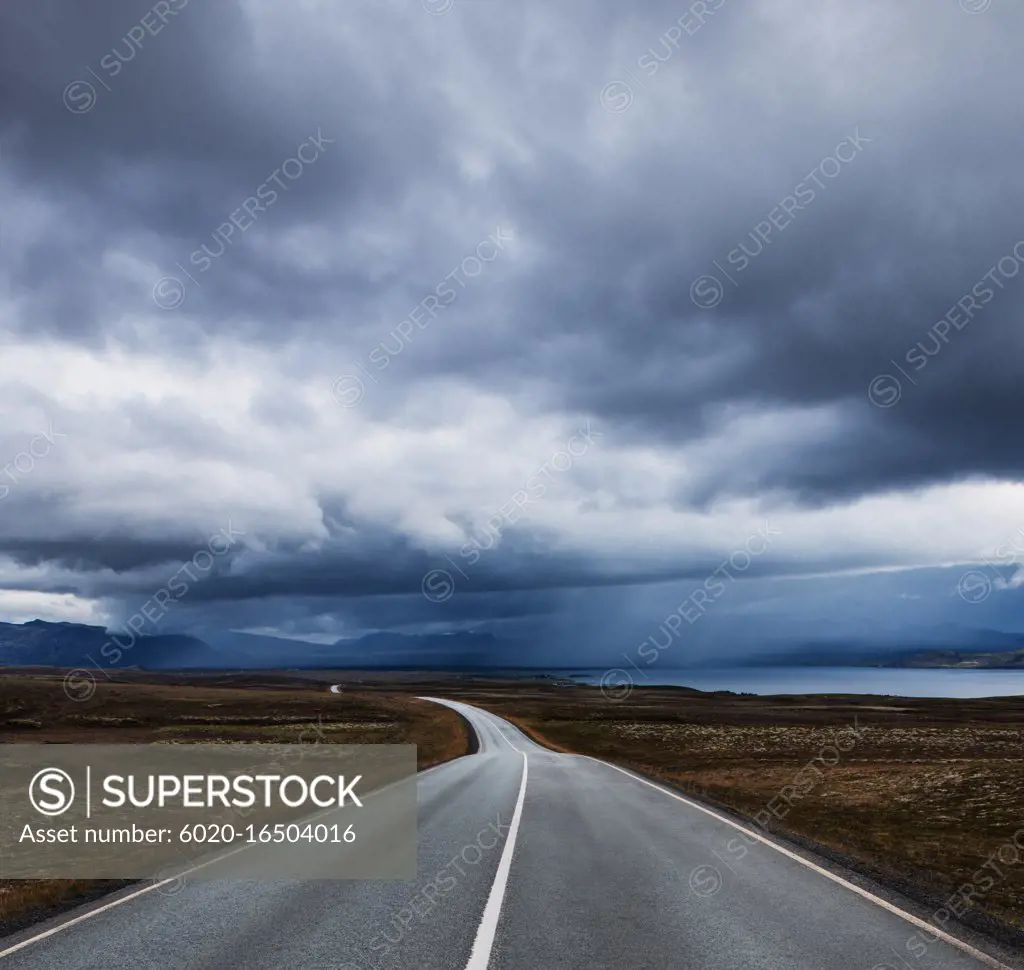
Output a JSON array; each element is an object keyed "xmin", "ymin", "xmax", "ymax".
[{"xmin": 1, "ymin": 0, "xmax": 1022, "ymax": 653}]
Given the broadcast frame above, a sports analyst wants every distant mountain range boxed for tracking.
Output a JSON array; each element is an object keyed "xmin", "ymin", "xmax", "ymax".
[
  {"xmin": 742, "ymin": 628, "xmax": 1024, "ymax": 669},
  {"xmin": 2, "ymin": 620, "xmax": 1023, "ymax": 671},
  {"xmin": 0, "ymin": 621, "xmax": 512, "ymax": 670},
  {"xmin": 0, "ymin": 620, "xmax": 208, "ymax": 669},
  {"xmin": 878, "ymin": 648, "xmax": 1024, "ymax": 669}
]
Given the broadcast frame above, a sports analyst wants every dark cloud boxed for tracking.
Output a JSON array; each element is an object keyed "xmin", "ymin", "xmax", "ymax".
[{"xmin": 1, "ymin": 0, "xmax": 1022, "ymax": 651}]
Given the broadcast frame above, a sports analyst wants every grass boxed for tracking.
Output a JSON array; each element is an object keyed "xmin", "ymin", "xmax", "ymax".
[
  {"xmin": 0, "ymin": 671, "xmax": 471, "ymax": 933},
  {"xmin": 432, "ymin": 682, "xmax": 1024, "ymax": 944}
]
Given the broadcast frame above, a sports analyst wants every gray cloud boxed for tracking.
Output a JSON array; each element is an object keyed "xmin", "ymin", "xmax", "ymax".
[{"xmin": 1, "ymin": 0, "xmax": 1023, "ymax": 649}]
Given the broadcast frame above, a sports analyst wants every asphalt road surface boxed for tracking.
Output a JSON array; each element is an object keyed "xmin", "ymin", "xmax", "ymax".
[{"xmin": 0, "ymin": 697, "xmax": 1017, "ymax": 970}]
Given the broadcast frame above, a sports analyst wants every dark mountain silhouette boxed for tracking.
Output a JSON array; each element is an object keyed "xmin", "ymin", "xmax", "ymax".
[
  {"xmin": 744, "ymin": 628, "xmax": 1024, "ymax": 668},
  {"xmin": 0, "ymin": 620, "xmax": 207, "ymax": 669},
  {"xmin": 0, "ymin": 621, "xmax": 511, "ymax": 670},
  {"xmin": 197, "ymin": 629, "xmax": 510, "ymax": 668},
  {"xmin": 3, "ymin": 619, "xmax": 1023, "ymax": 671}
]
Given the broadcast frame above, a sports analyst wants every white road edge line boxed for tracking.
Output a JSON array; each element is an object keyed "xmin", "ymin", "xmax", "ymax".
[
  {"xmin": 491, "ymin": 722, "xmax": 522, "ymax": 754},
  {"xmin": 426, "ymin": 697, "xmax": 1014, "ymax": 970},
  {"xmin": 0, "ymin": 840, "xmax": 251, "ymax": 961},
  {"xmin": 464, "ymin": 748, "xmax": 528, "ymax": 970},
  {"xmin": 588, "ymin": 758, "xmax": 1013, "ymax": 970},
  {"xmin": 0, "ymin": 757, "xmax": 451, "ymax": 962},
  {"xmin": 421, "ymin": 696, "xmax": 523, "ymax": 754}
]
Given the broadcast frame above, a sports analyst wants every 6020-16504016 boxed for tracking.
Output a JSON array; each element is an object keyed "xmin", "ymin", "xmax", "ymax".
[
  {"xmin": 183, "ymin": 822, "xmax": 356, "ymax": 844},
  {"xmin": 17, "ymin": 822, "xmax": 356, "ymax": 845}
]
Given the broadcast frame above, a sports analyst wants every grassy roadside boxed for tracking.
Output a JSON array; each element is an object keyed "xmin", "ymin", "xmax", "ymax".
[
  {"xmin": 0, "ymin": 672, "xmax": 471, "ymax": 934},
  {"xmin": 448, "ymin": 684, "xmax": 1024, "ymax": 944}
]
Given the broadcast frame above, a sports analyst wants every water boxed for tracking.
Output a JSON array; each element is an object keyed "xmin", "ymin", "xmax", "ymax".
[{"xmin": 556, "ymin": 666, "xmax": 1024, "ymax": 698}]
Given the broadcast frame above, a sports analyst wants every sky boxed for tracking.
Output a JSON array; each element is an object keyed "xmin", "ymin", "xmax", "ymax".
[{"xmin": 1, "ymin": 0, "xmax": 1023, "ymax": 663}]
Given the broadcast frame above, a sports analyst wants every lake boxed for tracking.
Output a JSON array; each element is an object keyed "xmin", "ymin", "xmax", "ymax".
[{"xmin": 557, "ymin": 666, "xmax": 1024, "ymax": 698}]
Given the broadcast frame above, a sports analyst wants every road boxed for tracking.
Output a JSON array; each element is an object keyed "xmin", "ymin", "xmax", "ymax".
[{"xmin": 0, "ymin": 697, "xmax": 1016, "ymax": 970}]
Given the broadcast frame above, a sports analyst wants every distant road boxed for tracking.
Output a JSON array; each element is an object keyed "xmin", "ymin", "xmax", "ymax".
[{"xmin": 0, "ymin": 697, "xmax": 1016, "ymax": 969}]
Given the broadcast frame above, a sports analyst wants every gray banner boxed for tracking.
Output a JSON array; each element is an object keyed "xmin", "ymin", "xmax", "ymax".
[{"xmin": 0, "ymin": 744, "xmax": 416, "ymax": 880}]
